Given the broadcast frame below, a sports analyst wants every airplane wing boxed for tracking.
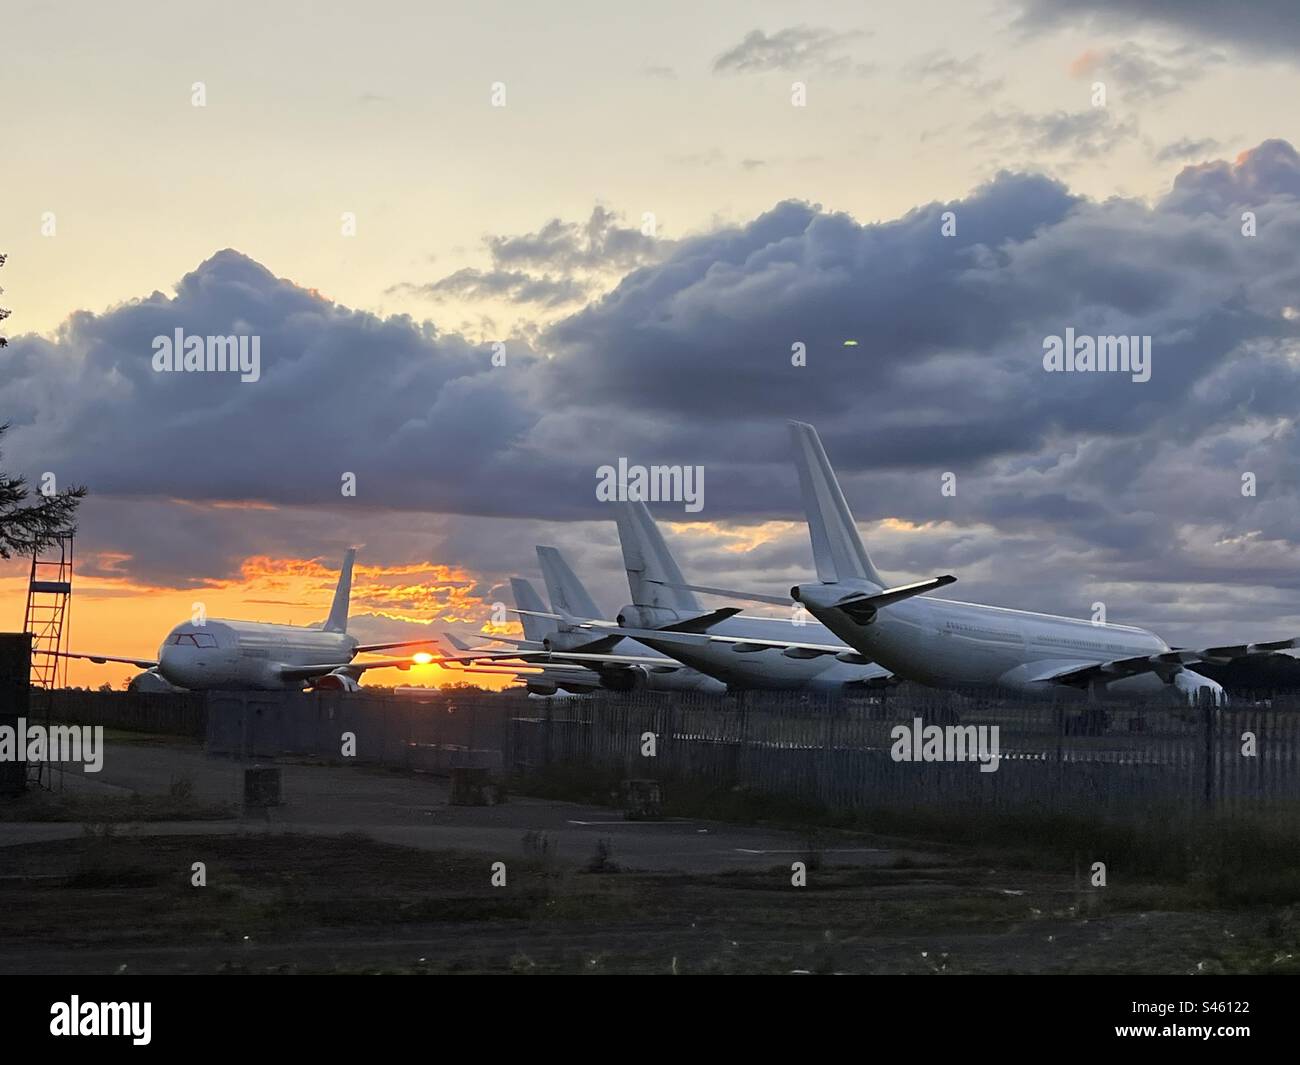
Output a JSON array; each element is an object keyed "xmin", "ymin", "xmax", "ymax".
[
  {"xmin": 1194, "ymin": 638, "xmax": 1300, "ymax": 662},
  {"xmin": 442, "ymin": 631, "xmax": 538, "ymax": 651},
  {"xmin": 352, "ymin": 639, "xmax": 440, "ymax": 653},
  {"xmin": 1030, "ymin": 651, "xmax": 1201, "ymax": 688},
  {"xmin": 599, "ymin": 624, "xmax": 863, "ymax": 659},
  {"xmin": 56, "ymin": 651, "xmax": 159, "ymax": 669},
  {"xmin": 277, "ymin": 656, "xmax": 437, "ymax": 682},
  {"xmin": 642, "ymin": 575, "xmax": 957, "ymax": 619},
  {"xmin": 425, "ymin": 648, "xmax": 684, "ymax": 670},
  {"xmin": 1036, "ymin": 638, "xmax": 1300, "ymax": 690}
]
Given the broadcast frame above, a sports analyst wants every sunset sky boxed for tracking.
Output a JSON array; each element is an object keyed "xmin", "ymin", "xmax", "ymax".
[{"xmin": 4, "ymin": 1, "xmax": 1300, "ymax": 689}]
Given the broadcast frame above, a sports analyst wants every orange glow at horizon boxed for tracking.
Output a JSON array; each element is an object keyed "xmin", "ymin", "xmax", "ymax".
[{"xmin": 0, "ymin": 552, "xmax": 520, "ymax": 691}]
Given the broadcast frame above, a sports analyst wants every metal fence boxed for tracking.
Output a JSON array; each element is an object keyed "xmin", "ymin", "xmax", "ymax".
[
  {"xmin": 516, "ymin": 689, "xmax": 1300, "ymax": 818},
  {"xmin": 48, "ymin": 686, "xmax": 1300, "ymax": 819}
]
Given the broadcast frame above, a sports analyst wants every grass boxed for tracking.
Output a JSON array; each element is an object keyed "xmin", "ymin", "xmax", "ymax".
[
  {"xmin": 0, "ymin": 788, "xmax": 233, "ymax": 823},
  {"xmin": 3, "ymin": 831, "xmax": 1297, "ymax": 973},
  {"xmin": 509, "ymin": 764, "xmax": 1300, "ymax": 908}
]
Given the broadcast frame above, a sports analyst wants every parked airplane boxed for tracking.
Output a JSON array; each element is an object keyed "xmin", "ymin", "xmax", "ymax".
[
  {"xmin": 60, "ymin": 549, "xmax": 436, "ymax": 692},
  {"xmin": 691, "ymin": 422, "xmax": 1300, "ymax": 704},
  {"xmin": 563, "ymin": 501, "xmax": 895, "ymax": 693},
  {"xmin": 439, "ymin": 551, "xmax": 728, "ymax": 695},
  {"xmin": 439, "ymin": 578, "xmax": 605, "ymax": 696}
]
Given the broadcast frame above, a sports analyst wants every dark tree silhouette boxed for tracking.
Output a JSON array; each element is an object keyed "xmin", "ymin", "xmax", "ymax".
[{"xmin": 0, "ymin": 424, "xmax": 86, "ymax": 559}]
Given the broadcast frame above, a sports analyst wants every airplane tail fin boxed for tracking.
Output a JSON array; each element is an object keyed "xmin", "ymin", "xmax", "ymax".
[
  {"xmin": 509, "ymin": 578, "xmax": 552, "ymax": 643},
  {"xmin": 614, "ymin": 501, "xmax": 702, "ymax": 611},
  {"xmin": 536, "ymin": 546, "xmax": 603, "ymax": 621},
  {"xmin": 322, "ymin": 548, "xmax": 357, "ymax": 633},
  {"xmin": 789, "ymin": 422, "xmax": 884, "ymax": 586}
]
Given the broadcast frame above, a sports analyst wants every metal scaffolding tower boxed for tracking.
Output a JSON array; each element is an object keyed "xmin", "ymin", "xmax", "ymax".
[{"xmin": 23, "ymin": 534, "xmax": 73, "ymax": 789}]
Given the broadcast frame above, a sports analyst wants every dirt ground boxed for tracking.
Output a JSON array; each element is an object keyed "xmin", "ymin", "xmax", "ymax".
[
  {"xmin": 1, "ymin": 830, "xmax": 1297, "ymax": 974},
  {"xmin": 1, "ymin": 735, "xmax": 1298, "ymax": 974}
]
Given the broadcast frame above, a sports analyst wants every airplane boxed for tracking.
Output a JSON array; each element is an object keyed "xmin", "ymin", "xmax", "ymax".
[
  {"xmin": 439, "ymin": 578, "xmax": 606, "ymax": 696},
  {"xmin": 661, "ymin": 422, "xmax": 1299, "ymax": 705},
  {"xmin": 60, "ymin": 549, "xmax": 437, "ymax": 692},
  {"xmin": 437, "ymin": 551, "xmax": 729, "ymax": 695},
  {"xmin": 544, "ymin": 500, "xmax": 896, "ymax": 694}
]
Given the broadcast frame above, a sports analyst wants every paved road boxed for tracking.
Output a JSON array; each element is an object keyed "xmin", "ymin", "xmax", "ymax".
[{"xmin": 3, "ymin": 740, "xmax": 936, "ymax": 874}]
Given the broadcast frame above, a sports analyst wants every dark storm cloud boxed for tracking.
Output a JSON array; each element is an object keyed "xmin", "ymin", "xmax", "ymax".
[{"xmin": 1015, "ymin": 0, "xmax": 1300, "ymax": 60}]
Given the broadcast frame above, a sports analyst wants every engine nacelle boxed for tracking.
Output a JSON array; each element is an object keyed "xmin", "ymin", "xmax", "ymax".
[
  {"xmin": 525, "ymin": 680, "xmax": 559, "ymax": 696},
  {"xmin": 615, "ymin": 604, "xmax": 693, "ymax": 629},
  {"xmin": 128, "ymin": 669, "xmax": 186, "ymax": 693},
  {"xmin": 313, "ymin": 669, "xmax": 362, "ymax": 692},
  {"xmin": 599, "ymin": 666, "xmax": 649, "ymax": 693},
  {"xmin": 1174, "ymin": 669, "xmax": 1228, "ymax": 707}
]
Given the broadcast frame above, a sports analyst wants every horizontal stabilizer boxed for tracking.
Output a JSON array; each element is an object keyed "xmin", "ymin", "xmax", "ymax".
[
  {"xmin": 827, "ymin": 575, "xmax": 957, "ymax": 620},
  {"xmin": 647, "ymin": 578, "xmax": 793, "ymax": 607},
  {"xmin": 657, "ymin": 607, "xmax": 743, "ymax": 633}
]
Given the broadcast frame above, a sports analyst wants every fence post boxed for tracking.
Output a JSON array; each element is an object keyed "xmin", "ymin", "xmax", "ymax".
[{"xmin": 1202, "ymin": 690, "xmax": 1215, "ymax": 811}]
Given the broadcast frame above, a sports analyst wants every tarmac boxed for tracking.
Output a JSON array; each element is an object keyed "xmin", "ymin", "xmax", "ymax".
[{"xmin": 0, "ymin": 739, "xmax": 935, "ymax": 873}]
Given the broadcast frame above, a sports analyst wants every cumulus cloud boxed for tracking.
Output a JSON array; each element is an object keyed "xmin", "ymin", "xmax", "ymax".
[
  {"xmin": 1067, "ymin": 42, "xmax": 1226, "ymax": 102},
  {"xmin": 1154, "ymin": 135, "xmax": 1223, "ymax": 164},
  {"xmin": 8, "ymin": 140, "xmax": 1300, "ymax": 641},
  {"xmin": 388, "ymin": 206, "xmax": 668, "ymax": 315},
  {"xmin": 1016, "ymin": 0, "xmax": 1300, "ymax": 60},
  {"xmin": 713, "ymin": 26, "xmax": 869, "ymax": 75},
  {"xmin": 972, "ymin": 107, "xmax": 1139, "ymax": 158}
]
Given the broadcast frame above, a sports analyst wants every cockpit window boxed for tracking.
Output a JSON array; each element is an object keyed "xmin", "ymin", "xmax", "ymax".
[{"xmin": 171, "ymin": 632, "xmax": 218, "ymax": 648}]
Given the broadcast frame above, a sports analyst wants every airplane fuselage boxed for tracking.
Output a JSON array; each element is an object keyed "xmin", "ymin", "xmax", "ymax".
[
  {"xmin": 796, "ymin": 582, "xmax": 1221, "ymax": 701},
  {"xmin": 621, "ymin": 609, "xmax": 892, "ymax": 692},
  {"xmin": 154, "ymin": 619, "xmax": 359, "ymax": 691}
]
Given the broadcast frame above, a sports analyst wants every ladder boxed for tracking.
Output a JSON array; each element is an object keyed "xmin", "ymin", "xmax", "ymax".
[{"xmin": 23, "ymin": 534, "xmax": 73, "ymax": 789}]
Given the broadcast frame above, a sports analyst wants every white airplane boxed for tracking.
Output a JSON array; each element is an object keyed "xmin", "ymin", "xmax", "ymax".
[
  {"xmin": 438, "ymin": 552, "xmax": 729, "ymax": 695},
  {"xmin": 439, "ymin": 578, "xmax": 606, "ymax": 696},
  {"xmin": 60, "ymin": 549, "xmax": 437, "ymax": 692},
  {"xmin": 666, "ymin": 423, "xmax": 1300, "ymax": 705},
  {"xmin": 554, "ymin": 501, "xmax": 895, "ymax": 694}
]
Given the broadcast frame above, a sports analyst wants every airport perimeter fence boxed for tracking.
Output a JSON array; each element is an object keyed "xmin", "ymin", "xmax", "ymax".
[
  {"xmin": 510, "ymin": 689, "xmax": 1300, "ymax": 821},
  {"xmin": 49, "ymin": 686, "xmax": 1300, "ymax": 822},
  {"xmin": 47, "ymin": 689, "xmax": 208, "ymax": 738}
]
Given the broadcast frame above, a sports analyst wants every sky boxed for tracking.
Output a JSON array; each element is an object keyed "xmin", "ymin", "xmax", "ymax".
[{"xmin": 3, "ymin": 0, "xmax": 1300, "ymax": 689}]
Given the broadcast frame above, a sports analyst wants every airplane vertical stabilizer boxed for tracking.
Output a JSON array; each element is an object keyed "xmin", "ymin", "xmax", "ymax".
[
  {"xmin": 615, "ymin": 501, "xmax": 702, "ymax": 611},
  {"xmin": 536, "ymin": 546, "xmax": 603, "ymax": 621},
  {"xmin": 509, "ymin": 578, "xmax": 552, "ymax": 643},
  {"xmin": 789, "ymin": 422, "xmax": 884, "ymax": 586},
  {"xmin": 322, "ymin": 548, "xmax": 357, "ymax": 633}
]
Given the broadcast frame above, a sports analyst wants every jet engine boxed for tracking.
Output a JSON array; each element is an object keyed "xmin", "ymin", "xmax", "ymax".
[
  {"xmin": 599, "ymin": 666, "xmax": 649, "ymax": 692},
  {"xmin": 128, "ymin": 669, "xmax": 186, "ymax": 693},
  {"xmin": 1174, "ymin": 669, "xmax": 1228, "ymax": 707},
  {"xmin": 313, "ymin": 669, "xmax": 362, "ymax": 692}
]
